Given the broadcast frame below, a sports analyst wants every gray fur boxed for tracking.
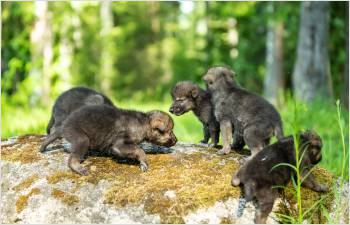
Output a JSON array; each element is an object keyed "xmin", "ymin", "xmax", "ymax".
[
  {"xmin": 203, "ymin": 66, "xmax": 284, "ymax": 155},
  {"xmin": 46, "ymin": 87, "xmax": 114, "ymax": 134}
]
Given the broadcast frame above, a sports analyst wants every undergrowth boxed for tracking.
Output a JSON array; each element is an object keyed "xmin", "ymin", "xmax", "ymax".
[{"xmin": 275, "ymin": 100, "xmax": 348, "ymax": 223}]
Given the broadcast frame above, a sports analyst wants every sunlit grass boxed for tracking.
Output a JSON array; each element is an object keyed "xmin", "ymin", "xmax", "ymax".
[{"xmin": 2, "ymin": 99, "xmax": 348, "ymax": 179}]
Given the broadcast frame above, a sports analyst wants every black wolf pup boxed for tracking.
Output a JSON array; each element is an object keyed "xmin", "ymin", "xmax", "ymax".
[
  {"xmin": 231, "ymin": 131, "xmax": 328, "ymax": 223},
  {"xmin": 46, "ymin": 87, "xmax": 114, "ymax": 134}
]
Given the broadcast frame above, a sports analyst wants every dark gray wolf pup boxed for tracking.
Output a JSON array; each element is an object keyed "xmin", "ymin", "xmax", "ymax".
[
  {"xmin": 203, "ymin": 66, "xmax": 283, "ymax": 155},
  {"xmin": 231, "ymin": 131, "xmax": 328, "ymax": 223},
  {"xmin": 46, "ymin": 86, "xmax": 114, "ymax": 134},
  {"xmin": 40, "ymin": 105, "xmax": 177, "ymax": 175}
]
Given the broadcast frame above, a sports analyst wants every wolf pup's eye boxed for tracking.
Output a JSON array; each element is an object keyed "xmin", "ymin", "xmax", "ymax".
[
  {"xmin": 208, "ymin": 80, "xmax": 213, "ymax": 85},
  {"xmin": 156, "ymin": 128, "xmax": 164, "ymax": 134}
]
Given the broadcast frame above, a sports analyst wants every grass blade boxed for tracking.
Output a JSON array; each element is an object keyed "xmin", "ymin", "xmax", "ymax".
[{"xmin": 270, "ymin": 163, "xmax": 297, "ymax": 173}]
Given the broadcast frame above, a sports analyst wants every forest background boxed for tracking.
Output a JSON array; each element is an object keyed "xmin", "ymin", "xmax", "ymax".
[{"xmin": 1, "ymin": 1, "xmax": 349, "ymax": 178}]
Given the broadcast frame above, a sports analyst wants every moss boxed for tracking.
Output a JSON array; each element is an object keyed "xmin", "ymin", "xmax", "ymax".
[
  {"xmin": 51, "ymin": 188, "xmax": 79, "ymax": 205},
  {"xmin": 44, "ymin": 150, "xmax": 240, "ymax": 223},
  {"xmin": 220, "ymin": 216, "xmax": 234, "ymax": 224},
  {"xmin": 276, "ymin": 166, "xmax": 334, "ymax": 223},
  {"xmin": 103, "ymin": 152, "xmax": 240, "ymax": 223},
  {"xmin": 1, "ymin": 135, "xmax": 43, "ymax": 163},
  {"xmin": 15, "ymin": 188, "xmax": 41, "ymax": 213},
  {"xmin": 12, "ymin": 174, "xmax": 39, "ymax": 192},
  {"xmin": 46, "ymin": 171, "xmax": 80, "ymax": 184}
]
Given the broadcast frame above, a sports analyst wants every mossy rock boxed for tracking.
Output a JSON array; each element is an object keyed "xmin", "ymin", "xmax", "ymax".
[{"xmin": 1, "ymin": 135, "xmax": 347, "ymax": 224}]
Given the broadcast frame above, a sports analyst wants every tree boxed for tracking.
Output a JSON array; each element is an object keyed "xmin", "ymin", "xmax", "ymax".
[
  {"xmin": 99, "ymin": 1, "xmax": 115, "ymax": 96},
  {"xmin": 292, "ymin": 2, "xmax": 333, "ymax": 103},
  {"xmin": 264, "ymin": 2, "xmax": 284, "ymax": 106},
  {"xmin": 30, "ymin": 1, "xmax": 53, "ymax": 105}
]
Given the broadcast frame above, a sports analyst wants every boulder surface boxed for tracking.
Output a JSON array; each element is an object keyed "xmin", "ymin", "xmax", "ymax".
[{"xmin": 1, "ymin": 135, "xmax": 347, "ymax": 224}]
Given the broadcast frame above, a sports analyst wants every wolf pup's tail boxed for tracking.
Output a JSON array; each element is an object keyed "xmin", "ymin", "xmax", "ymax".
[
  {"xmin": 40, "ymin": 127, "xmax": 62, "ymax": 153},
  {"xmin": 46, "ymin": 115, "xmax": 55, "ymax": 134}
]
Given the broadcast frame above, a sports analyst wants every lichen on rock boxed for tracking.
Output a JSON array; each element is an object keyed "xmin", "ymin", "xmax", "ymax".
[
  {"xmin": 51, "ymin": 188, "xmax": 79, "ymax": 205},
  {"xmin": 15, "ymin": 188, "xmax": 41, "ymax": 213},
  {"xmin": 12, "ymin": 174, "xmax": 40, "ymax": 192}
]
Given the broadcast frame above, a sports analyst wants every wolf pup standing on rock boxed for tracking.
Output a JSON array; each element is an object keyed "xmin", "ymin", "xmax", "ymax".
[
  {"xmin": 203, "ymin": 66, "xmax": 283, "ymax": 155},
  {"xmin": 169, "ymin": 81, "xmax": 220, "ymax": 147},
  {"xmin": 40, "ymin": 105, "xmax": 177, "ymax": 175},
  {"xmin": 46, "ymin": 87, "xmax": 114, "ymax": 135},
  {"xmin": 231, "ymin": 130, "xmax": 328, "ymax": 224}
]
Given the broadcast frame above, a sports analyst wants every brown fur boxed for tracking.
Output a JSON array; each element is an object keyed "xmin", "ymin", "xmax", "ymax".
[
  {"xmin": 169, "ymin": 81, "xmax": 220, "ymax": 146},
  {"xmin": 40, "ymin": 105, "xmax": 177, "ymax": 175}
]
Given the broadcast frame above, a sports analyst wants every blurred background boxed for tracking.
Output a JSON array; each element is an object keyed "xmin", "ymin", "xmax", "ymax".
[{"xmin": 1, "ymin": 1, "xmax": 348, "ymax": 177}]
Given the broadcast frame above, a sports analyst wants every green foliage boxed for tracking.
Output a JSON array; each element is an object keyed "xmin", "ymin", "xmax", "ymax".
[
  {"xmin": 2, "ymin": 2, "xmax": 347, "ymax": 102},
  {"xmin": 1, "ymin": 2, "xmax": 34, "ymax": 104}
]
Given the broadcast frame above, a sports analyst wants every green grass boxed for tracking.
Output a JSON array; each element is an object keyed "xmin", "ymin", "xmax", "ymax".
[{"xmin": 2, "ymin": 98, "xmax": 348, "ymax": 179}]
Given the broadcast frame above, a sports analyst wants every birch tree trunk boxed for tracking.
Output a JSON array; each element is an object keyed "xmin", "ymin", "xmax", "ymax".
[
  {"xmin": 99, "ymin": 1, "xmax": 115, "ymax": 96},
  {"xmin": 30, "ymin": 1, "xmax": 53, "ymax": 105},
  {"xmin": 205, "ymin": 1, "xmax": 213, "ymax": 66},
  {"xmin": 264, "ymin": 3, "xmax": 284, "ymax": 106},
  {"xmin": 292, "ymin": 1, "xmax": 333, "ymax": 102},
  {"xmin": 56, "ymin": 14, "xmax": 73, "ymax": 92}
]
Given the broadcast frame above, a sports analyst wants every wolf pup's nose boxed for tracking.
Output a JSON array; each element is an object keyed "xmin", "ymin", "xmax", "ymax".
[{"xmin": 169, "ymin": 107, "xmax": 174, "ymax": 113}]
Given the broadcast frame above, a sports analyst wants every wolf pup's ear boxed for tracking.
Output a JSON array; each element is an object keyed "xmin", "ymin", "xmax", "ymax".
[
  {"xmin": 151, "ymin": 118, "xmax": 166, "ymax": 132},
  {"xmin": 299, "ymin": 130, "xmax": 322, "ymax": 147},
  {"xmin": 191, "ymin": 86, "xmax": 199, "ymax": 98},
  {"xmin": 222, "ymin": 68, "xmax": 236, "ymax": 79},
  {"xmin": 148, "ymin": 111, "xmax": 167, "ymax": 131},
  {"xmin": 221, "ymin": 68, "xmax": 237, "ymax": 85}
]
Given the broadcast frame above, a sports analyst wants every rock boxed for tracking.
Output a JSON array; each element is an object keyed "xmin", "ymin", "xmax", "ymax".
[{"xmin": 1, "ymin": 135, "xmax": 347, "ymax": 224}]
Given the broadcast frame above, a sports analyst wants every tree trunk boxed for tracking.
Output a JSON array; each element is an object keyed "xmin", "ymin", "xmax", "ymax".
[
  {"xmin": 99, "ymin": 1, "xmax": 115, "ymax": 96},
  {"xmin": 56, "ymin": 12, "xmax": 73, "ymax": 92},
  {"xmin": 342, "ymin": 2, "xmax": 349, "ymax": 109},
  {"xmin": 205, "ymin": 1, "xmax": 213, "ymax": 66},
  {"xmin": 292, "ymin": 1, "xmax": 333, "ymax": 103},
  {"xmin": 264, "ymin": 3, "xmax": 284, "ymax": 106},
  {"xmin": 30, "ymin": 1, "xmax": 53, "ymax": 105}
]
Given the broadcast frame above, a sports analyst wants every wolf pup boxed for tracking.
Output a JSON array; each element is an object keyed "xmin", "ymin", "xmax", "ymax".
[
  {"xmin": 231, "ymin": 131, "xmax": 328, "ymax": 223},
  {"xmin": 40, "ymin": 105, "xmax": 177, "ymax": 175},
  {"xmin": 203, "ymin": 66, "xmax": 283, "ymax": 155},
  {"xmin": 169, "ymin": 81, "xmax": 220, "ymax": 146},
  {"xmin": 46, "ymin": 87, "xmax": 114, "ymax": 135}
]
